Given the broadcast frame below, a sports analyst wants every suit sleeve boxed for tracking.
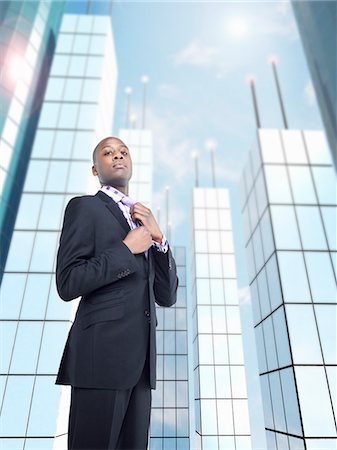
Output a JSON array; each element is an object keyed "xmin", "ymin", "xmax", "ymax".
[
  {"xmin": 151, "ymin": 246, "xmax": 178, "ymax": 307},
  {"xmin": 56, "ymin": 197, "xmax": 139, "ymax": 301}
]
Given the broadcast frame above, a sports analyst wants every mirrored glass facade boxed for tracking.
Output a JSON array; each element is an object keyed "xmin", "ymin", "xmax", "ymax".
[
  {"xmin": 191, "ymin": 187, "xmax": 251, "ymax": 450},
  {"xmin": 149, "ymin": 246, "xmax": 190, "ymax": 450},
  {"xmin": 0, "ymin": 13, "xmax": 117, "ymax": 449},
  {"xmin": 0, "ymin": 0, "xmax": 65, "ymax": 280},
  {"xmin": 240, "ymin": 129, "xmax": 337, "ymax": 449},
  {"xmin": 119, "ymin": 128, "xmax": 153, "ymax": 207},
  {"xmin": 291, "ymin": 2, "xmax": 337, "ymax": 171}
]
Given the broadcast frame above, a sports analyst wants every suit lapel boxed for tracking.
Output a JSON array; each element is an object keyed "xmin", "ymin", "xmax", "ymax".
[{"xmin": 95, "ymin": 190, "xmax": 131, "ymax": 234}]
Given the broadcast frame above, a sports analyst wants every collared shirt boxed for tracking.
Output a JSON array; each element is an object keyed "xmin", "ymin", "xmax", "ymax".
[{"xmin": 100, "ymin": 185, "xmax": 169, "ymax": 253}]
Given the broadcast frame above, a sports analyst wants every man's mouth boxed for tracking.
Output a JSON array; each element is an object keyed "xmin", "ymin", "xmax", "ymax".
[{"xmin": 113, "ymin": 164, "xmax": 126, "ymax": 169}]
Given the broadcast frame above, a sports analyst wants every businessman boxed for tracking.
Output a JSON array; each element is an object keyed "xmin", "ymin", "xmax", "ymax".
[{"xmin": 55, "ymin": 136, "xmax": 178, "ymax": 449}]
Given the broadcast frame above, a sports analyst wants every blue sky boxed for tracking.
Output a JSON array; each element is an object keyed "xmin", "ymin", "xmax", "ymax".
[
  {"xmin": 109, "ymin": 2, "xmax": 323, "ymax": 448},
  {"xmin": 66, "ymin": 1, "xmax": 324, "ymax": 447}
]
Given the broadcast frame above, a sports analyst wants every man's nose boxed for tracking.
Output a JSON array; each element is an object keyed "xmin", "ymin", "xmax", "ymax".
[{"xmin": 113, "ymin": 153, "xmax": 123, "ymax": 159}]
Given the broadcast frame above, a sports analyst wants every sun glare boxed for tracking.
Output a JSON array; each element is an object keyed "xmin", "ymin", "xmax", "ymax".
[{"xmin": 227, "ymin": 17, "xmax": 248, "ymax": 39}]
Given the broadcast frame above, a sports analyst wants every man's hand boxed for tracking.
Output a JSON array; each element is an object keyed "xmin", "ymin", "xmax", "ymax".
[
  {"xmin": 122, "ymin": 227, "xmax": 153, "ymax": 254},
  {"xmin": 130, "ymin": 203, "xmax": 163, "ymax": 243}
]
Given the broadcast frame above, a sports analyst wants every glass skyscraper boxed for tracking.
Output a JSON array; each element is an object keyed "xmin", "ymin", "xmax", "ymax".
[
  {"xmin": 291, "ymin": 1, "xmax": 336, "ymax": 171},
  {"xmin": 118, "ymin": 129, "xmax": 191, "ymax": 449},
  {"xmin": 0, "ymin": 0, "xmax": 65, "ymax": 281},
  {"xmin": 0, "ymin": 13, "xmax": 118, "ymax": 448},
  {"xmin": 150, "ymin": 246, "xmax": 190, "ymax": 450},
  {"xmin": 119, "ymin": 128, "xmax": 153, "ymax": 207},
  {"xmin": 191, "ymin": 187, "xmax": 251, "ymax": 450},
  {"xmin": 241, "ymin": 128, "xmax": 336, "ymax": 449}
]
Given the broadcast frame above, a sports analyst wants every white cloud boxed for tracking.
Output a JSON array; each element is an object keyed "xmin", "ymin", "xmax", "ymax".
[
  {"xmin": 238, "ymin": 286, "xmax": 251, "ymax": 305},
  {"xmin": 171, "ymin": 39, "xmax": 221, "ymax": 67},
  {"xmin": 156, "ymin": 83, "xmax": 180, "ymax": 99},
  {"xmin": 304, "ymin": 80, "xmax": 316, "ymax": 106}
]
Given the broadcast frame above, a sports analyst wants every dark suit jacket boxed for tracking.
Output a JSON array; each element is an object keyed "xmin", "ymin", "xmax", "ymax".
[{"xmin": 55, "ymin": 190, "xmax": 178, "ymax": 390}]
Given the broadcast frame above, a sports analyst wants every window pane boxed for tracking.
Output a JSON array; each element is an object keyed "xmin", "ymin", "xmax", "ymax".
[
  {"xmin": 222, "ymin": 254, "xmax": 236, "ymax": 278},
  {"xmin": 209, "ymin": 254, "xmax": 222, "ymax": 278},
  {"xmin": 226, "ymin": 306, "xmax": 241, "ymax": 333},
  {"xmin": 265, "ymin": 253, "xmax": 283, "ymax": 311},
  {"xmin": 195, "ymin": 231, "xmax": 207, "ymax": 252},
  {"xmin": 10, "ymin": 322, "xmax": 43, "ymax": 373},
  {"xmin": 263, "ymin": 316, "xmax": 278, "ymax": 371},
  {"xmin": 312, "ymin": 166, "xmax": 336, "ymax": 205},
  {"xmin": 196, "ymin": 279, "xmax": 210, "ymax": 304},
  {"xmin": 30, "ymin": 232, "xmax": 58, "ymax": 272},
  {"xmin": 288, "ymin": 166, "xmax": 316, "ymax": 204},
  {"xmin": 39, "ymin": 102, "xmax": 60, "ymax": 128},
  {"xmin": 260, "ymin": 208, "xmax": 275, "ymax": 262},
  {"xmin": 278, "ymin": 251, "xmax": 311, "ymax": 302},
  {"xmin": 31, "ymin": 130, "xmax": 54, "ymax": 158},
  {"xmin": 273, "ymin": 307, "xmax": 291, "ymax": 368},
  {"xmin": 196, "ymin": 254, "xmax": 209, "ymax": 278},
  {"xmin": 199, "ymin": 366, "xmax": 215, "ymax": 397},
  {"xmin": 213, "ymin": 334, "xmax": 229, "ymax": 364},
  {"xmin": 211, "ymin": 306, "xmax": 226, "ymax": 333},
  {"xmin": 269, "ymin": 371, "xmax": 287, "ymax": 432},
  {"xmin": 286, "ymin": 305, "xmax": 322, "ymax": 364},
  {"xmin": 68, "ymin": 55, "xmax": 86, "ymax": 76},
  {"xmin": 223, "ymin": 279, "xmax": 238, "ymax": 305},
  {"xmin": 295, "ymin": 366, "xmax": 336, "ymax": 436},
  {"xmin": 228, "ymin": 335, "xmax": 244, "ymax": 364},
  {"xmin": 255, "ymin": 325, "xmax": 267, "ymax": 373},
  {"xmin": 197, "ymin": 306, "xmax": 212, "ymax": 333},
  {"xmin": 63, "ymin": 78, "xmax": 83, "ymax": 101},
  {"xmin": 217, "ymin": 399, "xmax": 234, "ymax": 434},
  {"xmin": 0, "ymin": 376, "xmax": 34, "ymax": 436},
  {"xmin": 296, "ymin": 206, "xmax": 327, "ymax": 250},
  {"xmin": 6, "ymin": 231, "xmax": 35, "ymax": 271},
  {"xmin": 215, "ymin": 366, "xmax": 231, "ymax": 398},
  {"xmin": 37, "ymin": 322, "xmax": 70, "ymax": 373},
  {"xmin": 304, "ymin": 130, "xmax": 332, "ymax": 165},
  {"xmin": 259, "ymin": 129, "xmax": 284, "ymax": 163},
  {"xmin": 321, "ymin": 206, "xmax": 337, "ymax": 250},
  {"xmin": 205, "ymin": 279, "xmax": 222, "ymax": 306},
  {"xmin": 280, "ymin": 367, "xmax": 302, "ymax": 436},
  {"xmin": 24, "ymin": 161, "xmax": 48, "ymax": 192},
  {"xmin": 200, "ymin": 399, "xmax": 217, "ymax": 434},
  {"xmin": 315, "ymin": 305, "xmax": 337, "ymax": 364},
  {"xmin": 264, "ymin": 166, "xmax": 292, "ymax": 203},
  {"xmin": 0, "ymin": 274, "xmax": 26, "ymax": 319},
  {"xmin": 305, "ymin": 252, "xmax": 336, "ymax": 303},
  {"xmin": 39, "ymin": 194, "xmax": 65, "ymax": 229},
  {"xmin": 46, "ymin": 161, "xmax": 69, "ymax": 192},
  {"xmin": 16, "ymin": 194, "xmax": 42, "ymax": 229},
  {"xmin": 271, "ymin": 205, "xmax": 301, "ymax": 250},
  {"xmin": 282, "ymin": 130, "xmax": 307, "ymax": 164},
  {"xmin": 44, "ymin": 77, "xmax": 65, "ymax": 101},
  {"xmin": 230, "ymin": 366, "xmax": 247, "ymax": 398},
  {"xmin": 27, "ymin": 377, "xmax": 61, "ymax": 435},
  {"xmin": 232, "ymin": 399, "xmax": 250, "ymax": 434},
  {"xmin": 257, "ymin": 268, "xmax": 271, "ymax": 319},
  {"xmin": 20, "ymin": 274, "xmax": 50, "ymax": 319}
]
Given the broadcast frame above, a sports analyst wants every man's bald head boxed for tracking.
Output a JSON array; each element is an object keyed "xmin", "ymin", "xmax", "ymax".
[{"xmin": 92, "ymin": 136, "xmax": 125, "ymax": 163}]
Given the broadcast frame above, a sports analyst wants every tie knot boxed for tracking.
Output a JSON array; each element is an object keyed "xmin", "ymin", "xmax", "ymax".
[{"xmin": 120, "ymin": 195, "xmax": 135, "ymax": 208}]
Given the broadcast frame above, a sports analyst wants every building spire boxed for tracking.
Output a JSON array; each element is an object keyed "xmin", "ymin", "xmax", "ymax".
[
  {"xmin": 270, "ymin": 57, "xmax": 288, "ymax": 129},
  {"xmin": 248, "ymin": 76, "xmax": 261, "ymax": 129}
]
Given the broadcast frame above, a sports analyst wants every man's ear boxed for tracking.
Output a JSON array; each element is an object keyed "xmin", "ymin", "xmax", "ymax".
[{"xmin": 92, "ymin": 164, "xmax": 97, "ymax": 176}]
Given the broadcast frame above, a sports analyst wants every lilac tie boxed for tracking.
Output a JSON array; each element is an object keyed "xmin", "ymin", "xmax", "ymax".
[{"xmin": 120, "ymin": 196, "xmax": 148, "ymax": 258}]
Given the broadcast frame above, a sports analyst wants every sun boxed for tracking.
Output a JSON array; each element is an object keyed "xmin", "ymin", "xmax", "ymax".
[{"xmin": 227, "ymin": 17, "xmax": 248, "ymax": 39}]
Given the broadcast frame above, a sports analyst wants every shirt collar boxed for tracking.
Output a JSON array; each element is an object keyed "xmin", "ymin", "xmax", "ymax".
[{"xmin": 100, "ymin": 185, "xmax": 125, "ymax": 203}]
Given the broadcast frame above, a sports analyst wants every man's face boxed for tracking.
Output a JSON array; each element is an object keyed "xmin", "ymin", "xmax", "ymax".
[{"xmin": 92, "ymin": 137, "xmax": 132, "ymax": 188}]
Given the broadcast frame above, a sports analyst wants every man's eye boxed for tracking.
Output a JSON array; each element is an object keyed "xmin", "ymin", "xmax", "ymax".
[
  {"xmin": 104, "ymin": 151, "xmax": 112, "ymax": 155},
  {"xmin": 122, "ymin": 151, "xmax": 128, "ymax": 156}
]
